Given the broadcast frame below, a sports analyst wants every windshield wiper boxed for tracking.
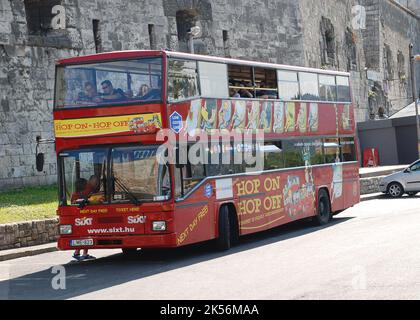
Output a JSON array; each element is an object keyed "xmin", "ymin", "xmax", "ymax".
[{"xmin": 113, "ymin": 176, "xmax": 141, "ymax": 205}]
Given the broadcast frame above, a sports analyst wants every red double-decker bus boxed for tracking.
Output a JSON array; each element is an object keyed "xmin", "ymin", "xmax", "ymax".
[{"xmin": 46, "ymin": 50, "xmax": 359, "ymax": 253}]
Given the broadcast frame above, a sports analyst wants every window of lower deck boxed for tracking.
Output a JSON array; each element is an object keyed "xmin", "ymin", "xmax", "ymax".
[
  {"xmin": 303, "ymin": 139, "xmax": 324, "ymax": 165},
  {"xmin": 283, "ymin": 140, "xmax": 305, "ymax": 168},
  {"xmin": 340, "ymin": 138, "xmax": 356, "ymax": 162},
  {"xmin": 174, "ymin": 144, "xmax": 206, "ymax": 198},
  {"xmin": 262, "ymin": 142, "xmax": 284, "ymax": 170},
  {"xmin": 324, "ymin": 138, "xmax": 340, "ymax": 163}
]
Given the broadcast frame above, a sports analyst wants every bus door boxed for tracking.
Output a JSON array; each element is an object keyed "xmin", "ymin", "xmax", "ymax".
[{"xmin": 173, "ymin": 145, "xmax": 215, "ymax": 246}]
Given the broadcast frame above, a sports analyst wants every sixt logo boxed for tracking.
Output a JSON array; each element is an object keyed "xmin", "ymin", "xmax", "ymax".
[
  {"xmin": 128, "ymin": 215, "xmax": 146, "ymax": 224},
  {"xmin": 75, "ymin": 217, "xmax": 93, "ymax": 226}
]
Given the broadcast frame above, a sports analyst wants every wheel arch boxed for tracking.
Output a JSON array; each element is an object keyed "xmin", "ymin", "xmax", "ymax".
[
  {"xmin": 387, "ymin": 180, "xmax": 405, "ymax": 190},
  {"xmin": 215, "ymin": 201, "xmax": 239, "ymax": 239}
]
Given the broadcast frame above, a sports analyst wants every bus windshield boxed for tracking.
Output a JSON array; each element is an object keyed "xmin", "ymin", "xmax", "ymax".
[
  {"xmin": 55, "ymin": 57, "xmax": 162, "ymax": 108},
  {"xmin": 60, "ymin": 146, "xmax": 171, "ymax": 206}
]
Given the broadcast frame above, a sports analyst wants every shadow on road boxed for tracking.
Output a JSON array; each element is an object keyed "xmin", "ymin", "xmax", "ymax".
[{"xmin": 0, "ymin": 216, "xmax": 352, "ymax": 300}]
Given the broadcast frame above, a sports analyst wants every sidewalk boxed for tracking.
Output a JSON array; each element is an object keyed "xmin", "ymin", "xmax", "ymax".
[
  {"xmin": 359, "ymin": 165, "xmax": 406, "ymax": 178},
  {"xmin": 0, "ymin": 242, "xmax": 57, "ymax": 262},
  {"xmin": 360, "ymin": 192, "xmax": 384, "ymax": 202}
]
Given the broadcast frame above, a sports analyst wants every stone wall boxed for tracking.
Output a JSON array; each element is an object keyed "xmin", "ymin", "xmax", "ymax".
[
  {"xmin": 299, "ymin": 0, "xmax": 369, "ymax": 121},
  {"xmin": 360, "ymin": 176, "xmax": 383, "ymax": 195},
  {"xmin": 0, "ymin": 0, "xmax": 419, "ymax": 190},
  {"xmin": 0, "ymin": 218, "xmax": 58, "ymax": 250}
]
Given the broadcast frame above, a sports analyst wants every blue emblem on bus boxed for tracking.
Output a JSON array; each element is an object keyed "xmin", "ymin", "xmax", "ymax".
[
  {"xmin": 170, "ymin": 111, "xmax": 183, "ymax": 133},
  {"xmin": 204, "ymin": 184, "xmax": 213, "ymax": 198}
]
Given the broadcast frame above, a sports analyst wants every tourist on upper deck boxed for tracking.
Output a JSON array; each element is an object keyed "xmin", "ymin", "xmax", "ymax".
[
  {"xmin": 238, "ymin": 83, "xmax": 254, "ymax": 98},
  {"xmin": 100, "ymin": 80, "xmax": 127, "ymax": 102},
  {"xmin": 136, "ymin": 84, "xmax": 150, "ymax": 99},
  {"xmin": 77, "ymin": 82, "xmax": 101, "ymax": 103}
]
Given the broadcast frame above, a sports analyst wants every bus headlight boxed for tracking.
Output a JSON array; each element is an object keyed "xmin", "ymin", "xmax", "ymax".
[
  {"xmin": 152, "ymin": 221, "xmax": 166, "ymax": 231},
  {"xmin": 59, "ymin": 225, "xmax": 72, "ymax": 235}
]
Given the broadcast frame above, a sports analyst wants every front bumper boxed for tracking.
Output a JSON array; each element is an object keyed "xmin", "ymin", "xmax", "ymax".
[
  {"xmin": 58, "ymin": 233, "xmax": 178, "ymax": 250},
  {"xmin": 379, "ymin": 182, "xmax": 387, "ymax": 193}
]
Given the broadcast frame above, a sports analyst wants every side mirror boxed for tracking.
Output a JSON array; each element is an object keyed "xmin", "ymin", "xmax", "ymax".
[
  {"xmin": 405, "ymin": 167, "xmax": 411, "ymax": 173},
  {"xmin": 36, "ymin": 153, "xmax": 45, "ymax": 172}
]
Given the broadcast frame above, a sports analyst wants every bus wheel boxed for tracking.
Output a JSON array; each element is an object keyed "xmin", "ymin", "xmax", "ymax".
[
  {"xmin": 314, "ymin": 189, "xmax": 331, "ymax": 226},
  {"xmin": 216, "ymin": 206, "xmax": 231, "ymax": 251},
  {"xmin": 121, "ymin": 248, "xmax": 138, "ymax": 256}
]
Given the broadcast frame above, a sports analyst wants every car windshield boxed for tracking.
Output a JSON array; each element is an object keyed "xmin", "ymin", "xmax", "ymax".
[
  {"xmin": 55, "ymin": 57, "xmax": 162, "ymax": 108},
  {"xmin": 60, "ymin": 146, "xmax": 171, "ymax": 205}
]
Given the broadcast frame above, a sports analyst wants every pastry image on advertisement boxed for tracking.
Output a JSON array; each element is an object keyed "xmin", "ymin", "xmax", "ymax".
[
  {"xmin": 218, "ymin": 100, "xmax": 233, "ymax": 131},
  {"xmin": 273, "ymin": 102, "xmax": 284, "ymax": 133},
  {"xmin": 285, "ymin": 102, "xmax": 296, "ymax": 132},
  {"xmin": 231, "ymin": 100, "xmax": 246, "ymax": 132},
  {"xmin": 342, "ymin": 104, "xmax": 351, "ymax": 130},
  {"xmin": 128, "ymin": 115, "xmax": 161, "ymax": 134},
  {"xmin": 200, "ymin": 99, "xmax": 217, "ymax": 133},
  {"xmin": 297, "ymin": 103, "xmax": 307, "ymax": 133},
  {"xmin": 309, "ymin": 103, "xmax": 318, "ymax": 132},
  {"xmin": 246, "ymin": 101, "xmax": 260, "ymax": 131},
  {"xmin": 186, "ymin": 99, "xmax": 202, "ymax": 136},
  {"xmin": 259, "ymin": 101, "xmax": 273, "ymax": 133}
]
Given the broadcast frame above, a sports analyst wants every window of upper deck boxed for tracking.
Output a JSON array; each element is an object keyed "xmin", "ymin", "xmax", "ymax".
[
  {"xmin": 198, "ymin": 61, "xmax": 229, "ymax": 98},
  {"xmin": 227, "ymin": 65, "xmax": 277, "ymax": 99},
  {"xmin": 299, "ymin": 72, "xmax": 320, "ymax": 101},
  {"xmin": 319, "ymin": 74, "xmax": 337, "ymax": 102},
  {"xmin": 337, "ymin": 76, "xmax": 351, "ymax": 102},
  {"xmin": 54, "ymin": 57, "xmax": 162, "ymax": 109},
  {"xmin": 227, "ymin": 64, "xmax": 253, "ymax": 98},
  {"xmin": 167, "ymin": 59, "xmax": 200, "ymax": 102},
  {"xmin": 278, "ymin": 70, "xmax": 300, "ymax": 101}
]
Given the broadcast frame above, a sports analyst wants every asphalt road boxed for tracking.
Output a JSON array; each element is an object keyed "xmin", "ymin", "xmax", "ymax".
[{"xmin": 1, "ymin": 195, "xmax": 420, "ymax": 300}]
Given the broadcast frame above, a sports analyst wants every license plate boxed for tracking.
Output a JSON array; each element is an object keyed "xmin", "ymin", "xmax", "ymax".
[{"xmin": 70, "ymin": 239, "xmax": 94, "ymax": 247}]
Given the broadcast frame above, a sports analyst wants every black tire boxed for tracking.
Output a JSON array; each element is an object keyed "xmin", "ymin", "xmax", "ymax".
[
  {"xmin": 387, "ymin": 182, "xmax": 404, "ymax": 198},
  {"xmin": 121, "ymin": 248, "xmax": 138, "ymax": 256},
  {"xmin": 216, "ymin": 206, "xmax": 231, "ymax": 251},
  {"xmin": 314, "ymin": 189, "xmax": 332, "ymax": 226},
  {"xmin": 408, "ymin": 192, "xmax": 418, "ymax": 197}
]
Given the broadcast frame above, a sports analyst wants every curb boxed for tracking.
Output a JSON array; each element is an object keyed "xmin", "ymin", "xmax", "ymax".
[
  {"xmin": 0, "ymin": 243, "xmax": 58, "ymax": 262},
  {"xmin": 360, "ymin": 193, "xmax": 384, "ymax": 202}
]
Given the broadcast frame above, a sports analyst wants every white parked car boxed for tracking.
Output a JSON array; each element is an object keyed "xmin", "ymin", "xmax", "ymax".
[{"xmin": 379, "ymin": 160, "xmax": 420, "ymax": 198}]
